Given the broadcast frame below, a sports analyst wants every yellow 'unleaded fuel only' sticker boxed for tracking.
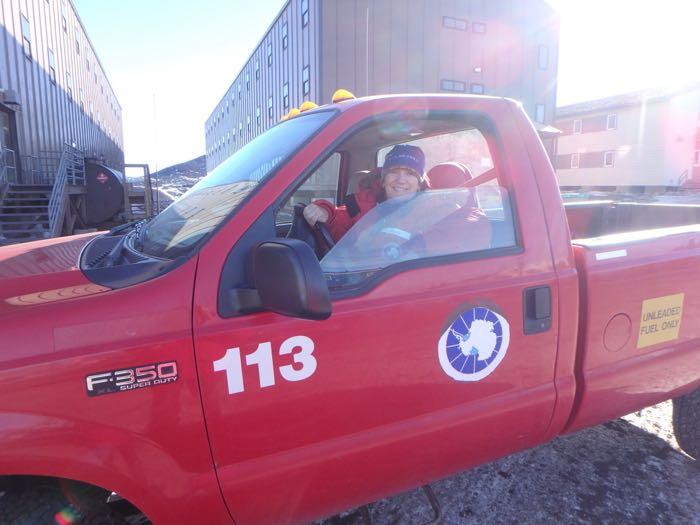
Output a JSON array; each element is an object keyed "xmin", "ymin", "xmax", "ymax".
[{"xmin": 637, "ymin": 293, "xmax": 684, "ymax": 349}]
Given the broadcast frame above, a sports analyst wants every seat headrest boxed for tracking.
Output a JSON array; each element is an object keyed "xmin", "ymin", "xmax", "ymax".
[{"xmin": 426, "ymin": 162, "xmax": 473, "ymax": 189}]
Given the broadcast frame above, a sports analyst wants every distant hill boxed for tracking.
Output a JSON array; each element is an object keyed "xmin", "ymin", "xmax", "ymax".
[{"xmin": 150, "ymin": 155, "xmax": 207, "ymax": 199}]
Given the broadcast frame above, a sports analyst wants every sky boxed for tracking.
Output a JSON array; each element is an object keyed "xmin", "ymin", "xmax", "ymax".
[{"xmin": 73, "ymin": 0, "xmax": 700, "ymax": 173}]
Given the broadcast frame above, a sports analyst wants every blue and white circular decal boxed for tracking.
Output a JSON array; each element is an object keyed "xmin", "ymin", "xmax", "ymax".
[{"xmin": 438, "ymin": 307, "xmax": 510, "ymax": 382}]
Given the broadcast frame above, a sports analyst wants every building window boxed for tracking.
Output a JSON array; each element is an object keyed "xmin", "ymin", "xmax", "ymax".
[
  {"xmin": 538, "ymin": 45, "xmax": 548, "ymax": 69},
  {"xmin": 604, "ymin": 151, "xmax": 615, "ymax": 167},
  {"xmin": 301, "ymin": 0, "xmax": 309, "ymax": 27},
  {"xmin": 268, "ymin": 95, "xmax": 273, "ymax": 118},
  {"xmin": 607, "ymin": 114, "xmax": 618, "ymax": 130},
  {"xmin": 238, "ymin": 84, "xmax": 242, "ymax": 99},
  {"xmin": 282, "ymin": 22, "xmax": 288, "ymax": 49},
  {"xmin": 573, "ymin": 119, "xmax": 582, "ymax": 134},
  {"xmin": 473, "ymin": 66, "xmax": 482, "ymax": 73},
  {"xmin": 571, "ymin": 153, "xmax": 580, "ymax": 169},
  {"xmin": 86, "ymin": 58, "xmax": 90, "ymax": 72},
  {"xmin": 21, "ymin": 15, "xmax": 31, "ymax": 58},
  {"xmin": 267, "ymin": 43, "xmax": 272, "ymax": 66},
  {"xmin": 255, "ymin": 59, "xmax": 260, "ymax": 79},
  {"xmin": 226, "ymin": 100, "xmax": 230, "ymax": 113},
  {"xmin": 472, "ymin": 22, "xmax": 486, "ymax": 33},
  {"xmin": 61, "ymin": 0, "xmax": 67, "ymax": 31},
  {"xmin": 66, "ymin": 72, "xmax": 73, "ymax": 100},
  {"xmin": 535, "ymin": 104, "xmax": 546, "ymax": 123},
  {"xmin": 247, "ymin": 115, "xmax": 251, "ymax": 131},
  {"xmin": 302, "ymin": 65, "xmax": 310, "ymax": 96},
  {"xmin": 48, "ymin": 48, "xmax": 57, "ymax": 84},
  {"xmin": 440, "ymin": 79, "xmax": 465, "ymax": 92},
  {"xmin": 442, "ymin": 16, "xmax": 467, "ymax": 31},
  {"xmin": 239, "ymin": 122, "xmax": 243, "ymax": 135},
  {"xmin": 694, "ymin": 150, "xmax": 700, "ymax": 166},
  {"xmin": 283, "ymin": 82, "xmax": 289, "ymax": 108},
  {"xmin": 256, "ymin": 106, "xmax": 261, "ymax": 126},
  {"xmin": 246, "ymin": 72, "xmax": 250, "ymax": 90},
  {"xmin": 76, "ymin": 38, "xmax": 80, "ymax": 55},
  {"xmin": 470, "ymin": 83, "xmax": 484, "ymax": 94},
  {"xmin": 79, "ymin": 88, "xmax": 84, "ymax": 110}
]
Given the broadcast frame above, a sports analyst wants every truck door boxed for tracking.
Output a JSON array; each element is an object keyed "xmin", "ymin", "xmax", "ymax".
[{"xmin": 192, "ymin": 100, "xmax": 560, "ymax": 525}]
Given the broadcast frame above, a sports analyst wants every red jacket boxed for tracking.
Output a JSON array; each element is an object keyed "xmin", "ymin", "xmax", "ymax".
[{"xmin": 314, "ymin": 188, "xmax": 380, "ymax": 242}]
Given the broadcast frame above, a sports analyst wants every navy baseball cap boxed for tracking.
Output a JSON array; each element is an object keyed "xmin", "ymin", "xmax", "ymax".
[{"xmin": 382, "ymin": 145, "xmax": 426, "ymax": 179}]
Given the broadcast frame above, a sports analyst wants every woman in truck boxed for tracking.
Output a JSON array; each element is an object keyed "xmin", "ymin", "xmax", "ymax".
[
  {"xmin": 302, "ymin": 144, "xmax": 429, "ymax": 241},
  {"xmin": 304, "ymin": 144, "xmax": 492, "ymax": 265}
]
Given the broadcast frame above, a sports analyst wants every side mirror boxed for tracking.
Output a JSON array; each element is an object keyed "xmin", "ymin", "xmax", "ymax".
[{"xmin": 253, "ymin": 238, "xmax": 331, "ymax": 320}]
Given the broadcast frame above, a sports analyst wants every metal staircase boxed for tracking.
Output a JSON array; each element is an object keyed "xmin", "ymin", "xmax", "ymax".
[
  {"xmin": 0, "ymin": 144, "xmax": 85, "ymax": 244},
  {"xmin": 0, "ymin": 184, "xmax": 52, "ymax": 242}
]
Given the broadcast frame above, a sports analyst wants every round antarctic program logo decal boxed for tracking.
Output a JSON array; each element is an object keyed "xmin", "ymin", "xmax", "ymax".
[{"xmin": 438, "ymin": 306, "xmax": 510, "ymax": 381}]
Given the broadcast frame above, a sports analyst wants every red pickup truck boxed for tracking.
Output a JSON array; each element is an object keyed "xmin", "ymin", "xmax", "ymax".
[{"xmin": 1, "ymin": 93, "xmax": 700, "ymax": 525}]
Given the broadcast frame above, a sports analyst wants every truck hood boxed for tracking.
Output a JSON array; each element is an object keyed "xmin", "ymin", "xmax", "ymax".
[{"xmin": 0, "ymin": 233, "xmax": 110, "ymax": 311}]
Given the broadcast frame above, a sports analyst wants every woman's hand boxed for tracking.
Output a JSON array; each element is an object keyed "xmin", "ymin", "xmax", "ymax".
[{"xmin": 303, "ymin": 203, "xmax": 329, "ymax": 226}]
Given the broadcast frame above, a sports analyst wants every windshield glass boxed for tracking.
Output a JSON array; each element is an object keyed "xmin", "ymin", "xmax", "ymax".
[{"xmin": 140, "ymin": 110, "xmax": 335, "ymax": 258}]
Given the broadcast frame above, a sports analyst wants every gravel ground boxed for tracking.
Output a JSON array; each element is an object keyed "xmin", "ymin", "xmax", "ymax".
[{"xmin": 318, "ymin": 401, "xmax": 700, "ymax": 525}]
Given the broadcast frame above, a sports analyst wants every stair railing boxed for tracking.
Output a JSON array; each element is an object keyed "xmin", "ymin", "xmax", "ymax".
[
  {"xmin": 48, "ymin": 144, "xmax": 86, "ymax": 237},
  {"xmin": 0, "ymin": 147, "xmax": 17, "ymax": 187}
]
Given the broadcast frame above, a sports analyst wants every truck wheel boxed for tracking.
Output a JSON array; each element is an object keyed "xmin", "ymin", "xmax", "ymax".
[
  {"xmin": 673, "ymin": 388, "xmax": 700, "ymax": 459},
  {"xmin": 0, "ymin": 479, "xmax": 127, "ymax": 525}
]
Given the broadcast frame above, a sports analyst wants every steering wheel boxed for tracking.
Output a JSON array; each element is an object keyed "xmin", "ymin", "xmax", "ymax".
[{"xmin": 315, "ymin": 222, "xmax": 335, "ymax": 251}]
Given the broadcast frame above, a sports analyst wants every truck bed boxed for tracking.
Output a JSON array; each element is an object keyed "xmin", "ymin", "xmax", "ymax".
[
  {"xmin": 564, "ymin": 200, "xmax": 700, "ymax": 240},
  {"xmin": 564, "ymin": 222, "xmax": 700, "ymax": 432}
]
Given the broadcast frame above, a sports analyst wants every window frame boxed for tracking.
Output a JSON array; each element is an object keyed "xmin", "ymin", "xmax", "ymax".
[
  {"xmin": 302, "ymin": 65, "xmax": 310, "ymax": 96},
  {"xmin": 301, "ymin": 0, "xmax": 309, "ymax": 27},
  {"xmin": 604, "ymin": 150, "xmax": 615, "ymax": 167},
  {"xmin": 440, "ymin": 79, "xmax": 466, "ymax": 92},
  {"xmin": 265, "ymin": 109, "xmax": 523, "ymax": 299},
  {"xmin": 48, "ymin": 48, "xmax": 57, "ymax": 84},
  {"xmin": 570, "ymin": 153, "xmax": 580, "ymax": 169},
  {"xmin": 471, "ymin": 83, "xmax": 484, "ymax": 95},
  {"xmin": 442, "ymin": 16, "xmax": 468, "ymax": 31},
  {"xmin": 282, "ymin": 22, "xmax": 288, "ymax": 49},
  {"xmin": 535, "ymin": 104, "xmax": 546, "ymax": 124},
  {"xmin": 21, "ymin": 14, "xmax": 32, "ymax": 59},
  {"xmin": 606, "ymin": 113, "xmax": 617, "ymax": 130},
  {"xmin": 573, "ymin": 119, "xmax": 582, "ymax": 134}
]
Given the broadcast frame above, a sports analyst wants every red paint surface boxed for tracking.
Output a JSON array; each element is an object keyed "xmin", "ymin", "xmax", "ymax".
[{"xmin": 0, "ymin": 95, "xmax": 698, "ymax": 525}]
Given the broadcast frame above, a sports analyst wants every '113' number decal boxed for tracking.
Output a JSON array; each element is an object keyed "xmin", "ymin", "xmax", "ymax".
[{"xmin": 213, "ymin": 335, "xmax": 316, "ymax": 394}]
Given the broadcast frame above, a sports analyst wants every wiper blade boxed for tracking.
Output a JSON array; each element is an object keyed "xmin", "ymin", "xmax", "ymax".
[
  {"xmin": 109, "ymin": 218, "xmax": 142, "ymax": 236},
  {"xmin": 102, "ymin": 234, "xmax": 128, "ymax": 267},
  {"xmin": 134, "ymin": 217, "xmax": 152, "ymax": 252}
]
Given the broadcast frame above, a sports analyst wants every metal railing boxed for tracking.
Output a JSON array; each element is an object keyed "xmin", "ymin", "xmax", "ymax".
[
  {"xmin": 0, "ymin": 147, "xmax": 18, "ymax": 186},
  {"xmin": 48, "ymin": 144, "xmax": 85, "ymax": 237}
]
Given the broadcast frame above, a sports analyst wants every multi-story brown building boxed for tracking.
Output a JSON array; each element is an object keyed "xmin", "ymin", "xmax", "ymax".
[
  {"xmin": 555, "ymin": 84, "xmax": 700, "ymax": 191},
  {"xmin": 206, "ymin": 0, "xmax": 559, "ymax": 171},
  {"xmin": 0, "ymin": 0, "xmax": 123, "ymax": 181}
]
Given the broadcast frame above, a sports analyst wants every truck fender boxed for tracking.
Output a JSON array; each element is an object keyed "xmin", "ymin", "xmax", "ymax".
[{"xmin": 0, "ymin": 412, "xmax": 231, "ymax": 525}]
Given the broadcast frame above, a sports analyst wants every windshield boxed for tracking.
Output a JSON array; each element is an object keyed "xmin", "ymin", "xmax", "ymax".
[{"xmin": 140, "ymin": 110, "xmax": 335, "ymax": 258}]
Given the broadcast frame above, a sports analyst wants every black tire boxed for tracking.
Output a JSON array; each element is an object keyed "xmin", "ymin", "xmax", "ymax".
[
  {"xmin": 0, "ymin": 478, "xmax": 127, "ymax": 525},
  {"xmin": 673, "ymin": 388, "xmax": 700, "ymax": 459}
]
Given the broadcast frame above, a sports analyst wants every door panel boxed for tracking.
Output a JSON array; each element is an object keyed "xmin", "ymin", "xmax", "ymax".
[
  {"xmin": 192, "ymin": 98, "xmax": 560, "ymax": 525},
  {"xmin": 195, "ymin": 255, "xmax": 558, "ymax": 525}
]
